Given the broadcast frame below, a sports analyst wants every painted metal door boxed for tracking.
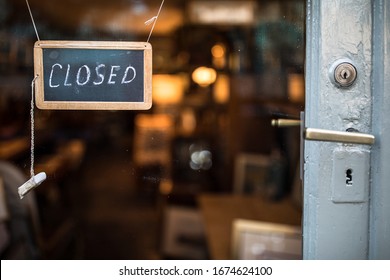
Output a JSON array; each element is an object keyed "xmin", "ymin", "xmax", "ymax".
[{"xmin": 303, "ymin": 0, "xmax": 390, "ymax": 259}]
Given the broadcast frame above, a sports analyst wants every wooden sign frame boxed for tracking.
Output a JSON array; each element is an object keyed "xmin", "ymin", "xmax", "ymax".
[{"xmin": 34, "ymin": 41, "xmax": 152, "ymax": 110}]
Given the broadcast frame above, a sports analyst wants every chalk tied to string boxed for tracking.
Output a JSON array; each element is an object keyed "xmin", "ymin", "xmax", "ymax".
[
  {"xmin": 18, "ymin": 75, "xmax": 47, "ymax": 200},
  {"xmin": 18, "ymin": 0, "xmax": 46, "ymax": 200},
  {"xmin": 18, "ymin": 172, "xmax": 46, "ymax": 200}
]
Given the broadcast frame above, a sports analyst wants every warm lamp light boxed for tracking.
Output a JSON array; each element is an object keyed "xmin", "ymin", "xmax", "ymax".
[
  {"xmin": 212, "ymin": 44, "xmax": 225, "ymax": 58},
  {"xmin": 192, "ymin": 67, "xmax": 217, "ymax": 87},
  {"xmin": 288, "ymin": 73, "xmax": 305, "ymax": 103},
  {"xmin": 212, "ymin": 43, "xmax": 226, "ymax": 68},
  {"xmin": 152, "ymin": 74, "xmax": 186, "ymax": 105},
  {"xmin": 213, "ymin": 74, "xmax": 230, "ymax": 104},
  {"xmin": 135, "ymin": 114, "xmax": 173, "ymax": 129}
]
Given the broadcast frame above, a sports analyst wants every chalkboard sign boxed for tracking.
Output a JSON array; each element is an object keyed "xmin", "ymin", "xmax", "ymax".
[{"xmin": 34, "ymin": 41, "xmax": 152, "ymax": 110}]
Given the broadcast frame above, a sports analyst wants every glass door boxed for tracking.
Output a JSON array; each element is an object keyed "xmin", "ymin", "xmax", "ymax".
[{"xmin": 0, "ymin": 0, "xmax": 306, "ymax": 260}]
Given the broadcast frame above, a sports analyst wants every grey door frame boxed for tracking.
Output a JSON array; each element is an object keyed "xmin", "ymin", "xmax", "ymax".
[
  {"xmin": 369, "ymin": 0, "xmax": 390, "ymax": 260},
  {"xmin": 303, "ymin": 0, "xmax": 390, "ymax": 259}
]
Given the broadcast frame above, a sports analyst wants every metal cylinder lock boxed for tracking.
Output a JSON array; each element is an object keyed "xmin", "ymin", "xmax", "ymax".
[{"xmin": 329, "ymin": 59, "xmax": 357, "ymax": 88}]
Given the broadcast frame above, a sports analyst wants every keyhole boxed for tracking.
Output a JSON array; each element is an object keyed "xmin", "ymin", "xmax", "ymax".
[
  {"xmin": 346, "ymin": 169, "xmax": 353, "ymax": 186},
  {"xmin": 341, "ymin": 69, "xmax": 350, "ymax": 80}
]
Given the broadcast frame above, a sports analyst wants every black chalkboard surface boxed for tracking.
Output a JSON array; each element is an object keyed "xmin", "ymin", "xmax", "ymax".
[{"xmin": 34, "ymin": 41, "xmax": 152, "ymax": 110}]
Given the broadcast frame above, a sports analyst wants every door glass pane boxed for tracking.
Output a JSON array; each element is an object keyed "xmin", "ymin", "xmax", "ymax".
[{"xmin": 0, "ymin": 0, "xmax": 304, "ymax": 259}]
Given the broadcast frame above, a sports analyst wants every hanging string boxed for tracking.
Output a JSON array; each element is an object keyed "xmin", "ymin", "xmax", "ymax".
[
  {"xmin": 146, "ymin": 0, "xmax": 165, "ymax": 43},
  {"xmin": 30, "ymin": 75, "xmax": 39, "ymax": 177},
  {"xmin": 18, "ymin": 78, "xmax": 46, "ymax": 199},
  {"xmin": 26, "ymin": 0, "xmax": 41, "ymax": 41}
]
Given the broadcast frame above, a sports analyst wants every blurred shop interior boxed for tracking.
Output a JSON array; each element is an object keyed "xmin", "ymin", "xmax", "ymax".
[{"xmin": 0, "ymin": 0, "xmax": 304, "ymax": 259}]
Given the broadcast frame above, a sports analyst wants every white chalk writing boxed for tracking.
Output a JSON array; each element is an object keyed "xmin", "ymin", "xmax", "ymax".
[{"xmin": 48, "ymin": 63, "xmax": 137, "ymax": 88}]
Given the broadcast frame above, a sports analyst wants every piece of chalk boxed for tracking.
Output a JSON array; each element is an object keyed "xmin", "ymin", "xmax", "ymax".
[{"xmin": 18, "ymin": 172, "xmax": 47, "ymax": 199}]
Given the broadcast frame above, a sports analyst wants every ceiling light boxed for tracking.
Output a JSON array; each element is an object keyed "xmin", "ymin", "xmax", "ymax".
[{"xmin": 192, "ymin": 67, "xmax": 217, "ymax": 87}]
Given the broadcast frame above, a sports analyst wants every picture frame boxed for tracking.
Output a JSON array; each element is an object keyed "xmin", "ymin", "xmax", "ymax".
[
  {"xmin": 231, "ymin": 219, "xmax": 302, "ymax": 260},
  {"xmin": 161, "ymin": 206, "xmax": 207, "ymax": 259},
  {"xmin": 133, "ymin": 114, "xmax": 174, "ymax": 166},
  {"xmin": 233, "ymin": 153, "xmax": 281, "ymax": 198}
]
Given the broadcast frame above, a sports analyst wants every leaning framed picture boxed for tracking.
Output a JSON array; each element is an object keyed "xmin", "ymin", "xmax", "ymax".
[
  {"xmin": 231, "ymin": 219, "xmax": 302, "ymax": 260},
  {"xmin": 233, "ymin": 153, "xmax": 286, "ymax": 199},
  {"xmin": 233, "ymin": 153, "xmax": 270, "ymax": 194}
]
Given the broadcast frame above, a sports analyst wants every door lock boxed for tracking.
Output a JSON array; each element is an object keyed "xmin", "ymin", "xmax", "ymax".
[
  {"xmin": 329, "ymin": 59, "xmax": 358, "ymax": 88},
  {"xmin": 333, "ymin": 62, "xmax": 357, "ymax": 87},
  {"xmin": 272, "ymin": 119, "xmax": 375, "ymax": 145}
]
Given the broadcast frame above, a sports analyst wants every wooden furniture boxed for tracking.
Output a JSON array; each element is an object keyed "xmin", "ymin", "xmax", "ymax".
[
  {"xmin": 0, "ymin": 137, "xmax": 29, "ymax": 160},
  {"xmin": 198, "ymin": 193, "xmax": 302, "ymax": 260}
]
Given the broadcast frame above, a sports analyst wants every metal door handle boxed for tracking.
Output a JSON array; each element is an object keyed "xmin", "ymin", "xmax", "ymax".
[
  {"xmin": 304, "ymin": 128, "xmax": 375, "ymax": 145},
  {"xmin": 271, "ymin": 119, "xmax": 301, "ymax": 127},
  {"xmin": 272, "ymin": 119, "xmax": 375, "ymax": 145}
]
